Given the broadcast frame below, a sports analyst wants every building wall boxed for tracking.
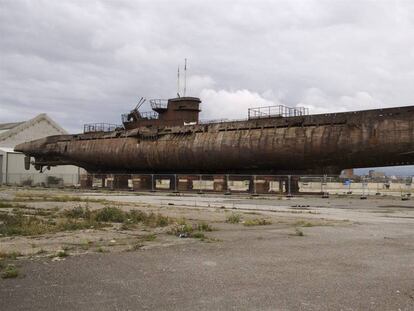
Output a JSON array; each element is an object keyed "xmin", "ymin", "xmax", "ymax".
[
  {"xmin": 1, "ymin": 151, "xmax": 81, "ymax": 186},
  {"xmin": 0, "ymin": 115, "xmax": 83, "ymax": 185},
  {"xmin": 0, "ymin": 118, "xmax": 65, "ymax": 148},
  {"xmin": 0, "ymin": 155, "xmax": 3, "ymax": 184}
]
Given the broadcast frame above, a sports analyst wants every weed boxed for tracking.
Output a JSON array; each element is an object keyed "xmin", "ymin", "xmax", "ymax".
[
  {"xmin": 0, "ymin": 201, "xmax": 14, "ymax": 208},
  {"xmin": 56, "ymin": 249, "xmax": 69, "ymax": 257},
  {"xmin": 95, "ymin": 207, "xmax": 126, "ymax": 222},
  {"xmin": 1, "ymin": 264, "xmax": 19, "ymax": 279},
  {"xmin": 168, "ymin": 219, "xmax": 214, "ymax": 239},
  {"xmin": 36, "ymin": 249, "xmax": 47, "ymax": 255},
  {"xmin": 192, "ymin": 232, "xmax": 205, "ymax": 239},
  {"xmin": 168, "ymin": 219, "xmax": 194, "ymax": 236},
  {"xmin": 294, "ymin": 220, "xmax": 314, "ymax": 227},
  {"xmin": 79, "ymin": 240, "xmax": 93, "ymax": 250},
  {"xmin": 56, "ymin": 219, "xmax": 105, "ymax": 231},
  {"xmin": 131, "ymin": 243, "xmax": 144, "ymax": 250},
  {"xmin": 143, "ymin": 234, "xmax": 157, "ymax": 241},
  {"xmin": 226, "ymin": 213, "xmax": 241, "ymax": 224},
  {"xmin": 64, "ymin": 205, "xmax": 91, "ymax": 219},
  {"xmin": 120, "ymin": 223, "xmax": 135, "ymax": 230},
  {"xmin": 96, "ymin": 246, "xmax": 107, "ymax": 253},
  {"xmin": 0, "ymin": 251, "xmax": 22, "ymax": 260},
  {"xmin": 293, "ymin": 228, "xmax": 304, "ymax": 236},
  {"xmin": 197, "ymin": 222, "xmax": 213, "ymax": 232},
  {"xmin": 244, "ymin": 218, "xmax": 272, "ymax": 226}
]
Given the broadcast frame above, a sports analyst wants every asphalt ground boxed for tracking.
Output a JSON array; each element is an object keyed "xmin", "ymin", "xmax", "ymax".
[{"xmin": 1, "ymin": 193, "xmax": 413, "ymax": 310}]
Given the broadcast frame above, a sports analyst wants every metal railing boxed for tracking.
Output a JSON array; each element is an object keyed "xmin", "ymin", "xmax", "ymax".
[
  {"xmin": 84, "ymin": 123, "xmax": 122, "ymax": 133},
  {"xmin": 248, "ymin": 105, "xmax": 309, "ymax": 120},
  {"xmin": 149, "ymin": 99, "xmax": 168, "ymax": 110},
  {"xmin": 121, "ymin": 111, "xmax": 158, "ymax": 123}
]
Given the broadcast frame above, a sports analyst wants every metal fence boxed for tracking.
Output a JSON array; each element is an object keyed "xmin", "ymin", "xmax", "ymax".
[
  {"xmin": 0, "ymin": 173, "xmax": 80, "ymax": 188},
  {"xmin": 1, "ymin": 173, "xmax": 412, "ymax": 198}
]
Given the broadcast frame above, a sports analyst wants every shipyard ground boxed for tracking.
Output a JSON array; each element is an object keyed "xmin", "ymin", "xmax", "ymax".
[{"xmin": 0, "ymin": 189, "xmax": 413, "ymax": 310}]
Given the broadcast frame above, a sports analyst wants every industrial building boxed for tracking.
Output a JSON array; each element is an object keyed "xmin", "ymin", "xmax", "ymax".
[{"xmin": 0, "ymin": 114, "xmax": 81, "ymax": 186}]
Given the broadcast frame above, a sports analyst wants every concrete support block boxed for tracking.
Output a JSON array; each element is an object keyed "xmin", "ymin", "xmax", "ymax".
[
  {"xmin": 254, "ymin": 179, "xmax": 270, "ymax": 194},
  {"xmin": 107, "ymin": 174, "xmax": 130, "ymax": 189},
  {"xmin": 132, "ymin": 175, "xmax": 152, "ymax": 191},
  {"xmin": 213, "ymin": 176, "xmax": 227, "ymax": 192},
  {"xmin": 80, "ymin": 174, "xmax": 93, "ymax": 189},
  {"xmin": 178, "ymin": 176, "xmax": 198, "ymax": 191}
]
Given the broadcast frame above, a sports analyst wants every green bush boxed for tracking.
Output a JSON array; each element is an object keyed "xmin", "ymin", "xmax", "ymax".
[
  {"xmin": 1, "ymin": 264, "xmax": 19, "ymax": 279},
  {"xmin": 64, "ymin": 205, "xmax": 91, "ymax": 219},
  {"xmin": 226, "ymin": 213, "xmax": 241, "ymax": 224},
  {"xmin": 95, "ymin": 207, "xmax": 126, "ymax": 223},
  {"xmin": 244, "ymin": 218, "xmax": 271, "ymax": 226}
]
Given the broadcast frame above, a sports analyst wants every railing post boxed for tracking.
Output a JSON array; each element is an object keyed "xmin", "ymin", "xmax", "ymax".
[
  {"xmin": 252, "ymin": 174, "xmax": 258, "ymax": 196},
  {"xmin": 287, "ymin": 175, "xmax": 292, "ymax": 197},
  {"xmin": 225, "ymin": 174, "xmax": 231, "ymax": 195},
  {"xmin": 322, "ymin": 174, "xmax": 329, "ymax": 198},
  {"xmin": 361, "ymin": 177, "xmax": 368, "ymax": 199},
  {"xmin": 198, "ymin": 174, "xmax": 203, "ymax": 194},
  {"xmin": 151, "ymin": 174, "xmax": 155, "ymax": 192},
  {"xmin": 173, "ymin": 174, "xmax": 179, "ymax": 193}
]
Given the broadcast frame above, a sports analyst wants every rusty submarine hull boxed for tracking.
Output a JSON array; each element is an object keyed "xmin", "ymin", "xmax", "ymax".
[{"xmin": 15, "ymin": 96, "xmax": 414, "ymax": 175}]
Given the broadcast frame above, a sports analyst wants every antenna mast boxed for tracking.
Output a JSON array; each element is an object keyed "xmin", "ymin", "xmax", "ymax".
[
  {"xmin": 183, "ymin": 58, "xmax": 187, "ymax": 97},
  {"xmin": 177, "ymin": 66, "xmax": 180, "ymax": 97}
]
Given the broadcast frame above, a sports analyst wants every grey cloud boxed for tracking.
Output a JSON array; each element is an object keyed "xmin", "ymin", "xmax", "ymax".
[{"xmin": 1, "ymin": 0, "xmax": 414, "ymax": 174}]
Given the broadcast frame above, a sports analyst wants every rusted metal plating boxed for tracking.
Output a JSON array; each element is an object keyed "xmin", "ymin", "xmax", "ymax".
[{"xmin": 14, "ymin": 97, "xmax": 414, "ymax": 175}]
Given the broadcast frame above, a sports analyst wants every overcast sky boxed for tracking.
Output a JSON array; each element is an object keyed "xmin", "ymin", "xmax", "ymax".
[{"xmin": 1, "ymin": 0, "xmax": 414, "ymax": 175}]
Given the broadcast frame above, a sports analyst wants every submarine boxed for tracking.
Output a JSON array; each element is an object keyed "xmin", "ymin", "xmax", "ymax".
[{"xmin": 14, "ymin": 96, "xmax": 414, "ymax": 175}]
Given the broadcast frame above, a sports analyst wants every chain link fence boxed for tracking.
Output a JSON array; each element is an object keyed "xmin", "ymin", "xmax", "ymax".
[{"xmin": 1, "ymin": 173, "xmax": 412, "ymax": 199}]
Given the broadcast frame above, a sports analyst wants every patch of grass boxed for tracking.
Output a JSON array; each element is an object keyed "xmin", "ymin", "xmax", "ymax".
[
  {"xmin": 80, "ymin": 240, "xmax": 93, "ymax": 250},
  {"xmin": 0, "ymin": 251, "xmax": 22, "ymax": 260},
  {"xmin": 120, "ymin": 223, "xmax": 135, "ymax": 230},
  {"xmin": 192, "ymin": 232, "xmax": 205, "ymax": 239},
  {"xmin": 244, "ymin": 218, "xmax": 272, "ymax": 226},
  {"xmin": 95, "ymin": 207, "xmax": 126, "ymax": 222},
  {"xmin": 1, "ymin": 264, "xmax": 19, "ymax": 279},
  {"xmin": 0, "ymin": 211, "xmax": 51, "ymax": 236},
  {"xmin": 55, "ymin": 219, "xmax": 106, "ymax": 231},
  {"xmin": 0, "ymin": 201, "xmax": 14, "ymax": 208},
  {"xmin": 131, "ymin": 243, "xmax": 144, "ymax": 250},
  {"xmin": 197, "ymin": 222, "xmax": 213, "ymax": 232},
  {"xmin": 13, "ymin": 193, "xmax": 107, "ymax": 203},
  {"xmin": 56, "ymin": 249, "xmax": 69, "ymax": 257},
  {"xmin": 226, "ymin": 213, "xmax": 241, "ymax": 224},
  {"xmin": 143, "ymin": 234, "xmax": 157, "ymax": 241},
  {"xmin": 96, "ymin": 246, "xmax": 107, "ymax": 253},
  {"xmin": 0, "ymin": 210, "xmax": 106, "ymax": 236},
  {"xmin": 125, "ymin": 210, "xmax": 170, "ymax": 228},
  {"xmin": 64, "ymin": 205, "xmax": 91, "ymax": 219},
  {"xmin": 168, "ymin": 219, "xmax": 214, "ymax": 239},
  {"xmin": 168, "ymin": 219, "xmax": 194, "ymax": 237},
  {"xmin": 0, "ymin": 203, "xmax": 171, "ymax": 237},
  {"xmin": 294, "ymin": 220, "xmax": 315, "ymax": 227}
]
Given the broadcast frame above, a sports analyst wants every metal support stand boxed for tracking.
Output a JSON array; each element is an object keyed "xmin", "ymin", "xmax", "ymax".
[
  {"xmin": 360, "ymin": 178, "xmax": 367, "ymax": 199},
  {"xmin": 198, "ymin": 174, "xmax": 203, "ymax": 194},
  {"xmin": 225, "ymin": 174, "xmax": 231, "ymax": 195},
  {"xmin": 286, "ymin": 175, "xmax": 293, "ymax": 198},
  {"xmin": 375, "ymin": 182, "xmax": 381, "ymax": 196},
  {"xmin": 173, "ymin": 174, "xmax": 179, "ymax": 193},
  {"xmin": 322, "ymin": 175, "xmax": 329, "ymax": 198},
  {"xmin": 150, "ymin": 174, "xmax": 155, "ymax": 192},
  {"xmin": 251, "ymin": 175, "xmax": 258, "ymax": 196}
]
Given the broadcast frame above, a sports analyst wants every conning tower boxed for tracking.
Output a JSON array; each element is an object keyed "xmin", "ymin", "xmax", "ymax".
[{"xmin": 122, "ymin": 97, "xmax": 201, "ymax": 129}]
